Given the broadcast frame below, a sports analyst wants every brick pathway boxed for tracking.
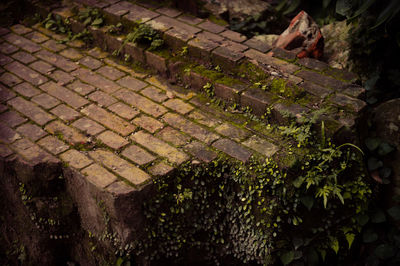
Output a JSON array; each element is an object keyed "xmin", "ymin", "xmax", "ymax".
[{"xmin": 0, "ymin": 23, "xmax": 282, "ymax": 192}]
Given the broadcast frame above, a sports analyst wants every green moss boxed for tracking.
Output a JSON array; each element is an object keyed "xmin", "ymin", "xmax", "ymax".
[
  {"xmin": 236, "ymin": 62, "xmax": 269, "ymax": 83},
  {"xmin": 208, "ymin": 14, "xmax": 229, "ymax": 26},
  {"xmin": 193, "ymin": 65, "xmax": 224, "ymax": 80},
  {"xmin": 216, "ymin": 76, "xmax": 243, "ymax": 86},
  {"xmin": 152, "ymin": 47, "xmax": 171, "ymax": 59}
]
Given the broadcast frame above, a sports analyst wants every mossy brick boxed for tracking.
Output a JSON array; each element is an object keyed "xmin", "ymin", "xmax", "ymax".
[
  {"xmin": 215, "ymin": 123, "xmax": 251, "ymax": 142},
  {"xmin": 155, "ymin": 126, "xmax": 191, "ymax": 146},
  {"xmin": 7, "ymin": 97, "xmax": 54, "ymax": 126},
  {"xmin": 270, "ymin": 47, "xmax": 297, "ymax": 61},
  {"xmin": 97, "ymin": 130, "xmax": 129, "ymax": 149},
  {"xmin": 81, "ymin": 104, "xmax": 136, "ymax": 136},
  {"xmin": 184, "ymin": 141, "xmax": 217, "ymax": 163},
  {"xmin": 214, "ymin": 82, "xmax": 246, "ymax": 103},
  {"xmin": 244, "ymin": 49, "xmax": 300, "ymax": 74},
  {"xmin": 272, "ymin": 102, "xmax": 310, "ymax": 124},
  {"xmin": 188, "ymin": 32, "xmax": 223, "ymax": 61},
  {"xmin": 212, "ymin": 138, "xmax": 252, "ymax": 162},
  {"xmin": 299, "ymin": 81, "xmax": 332, "ymax": 99},
  {"xmin": 141, "ymin": 86, "xmax": 168, "ymax": 102},
  {"xmin": 329, "ymin": 93, "xmax": 366, "ymax": 113},
  {"xmin": 60, "ymin": 149, "xmax": 93, "ymax": 169},
  {"xmin": 241, "ymin": 88, "xmax": 275, "ymax": 115},
  {"xmin": 325, "ymin": 67, "xmax": 358, "ymax": 82},
  {"xmin": 198, "ymin": 20, "xmax": 225, "ymax": 33},
  {"xmin": 145, "ymin": 51, "xmax": 168, "ymax": 76},
  {"xmin": 221, "ymin": 30, "xmax": 247, "ymax": 43},
  {"xmin": 130, "ymin": 130, "xmax": 189, "ymax": 165},
  {"xmin": 82, "ymin": 163, "xmax": 118, "ymax": 189},
  {"xmin": 244, "ymin": 37, "xmax": 272, "ymax": 53},
  {"xmin": 124, "ymin": 42, "xmax": 146, "ymax": 63},
  {"xmin": 342, "ymin": 84, "xmax": 365, "ymax": 99},
  {"xmin": 37, "ymin": 135, "xmax": 69, "ymax": 155},
  {"xmin": 297, "ymin": 57, "xmax": 329, "ymax": 71},
  {"xmin": 114, "ymin": 88, "xmax": 167, "ymax": 117},
  {"xmin": 45, "ymin": 120, "xmax": 87, "ymax": 145},
  {"xmin": 296, "ymin": 70, "xmax": 347, "ymax": 90},
  {"xmin": 188, "ymin": 110, "xmax": 221, "ymax": 128},
  {"xmin": 0, "ymin": 110, "xmax": 27, "ymax": 128},
  {"xmin": 148, "ymin": 161, "xmax": 174, "ymax": 177},
  {"xmin": 12, "ymin": 51, "xmax": 36, "ymax": 64},
  {"xmin": 184, "ymin": 71, "xmax": 211, "ymax": 91},
  {"xmin": 89, "ymin": 149, "xmax": 151, "ymax": 186},
  {"xmin": 122, "ymin": 144, "xmax": 156, "ymax": 165},
  {"xmin": 3, "ymin": 33, "xmax": 41, "ymax": 53},
  {"xmin": 211, "ymin": 47, "xmax": 244, "ymax": 72},
  {"xmin": 163, "ymin": 98, "xmax": 194, "ymax": 114},
  {"xmin": 88, "ymin": 26, "xmax": 108, "ymax": 49},
  {"xmin": 16, "ymin": 123, "xmax": 47, "ymax": 141},
  {"xmin": 242, "ymin": 135, "xmax": 279, "ymax": 157}
]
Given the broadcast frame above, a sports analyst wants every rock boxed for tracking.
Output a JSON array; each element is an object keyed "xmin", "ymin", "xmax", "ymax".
[
  {"xmin": 321, "ymin": 20, "xmax": 353, "ymax": 70},
  {"xmin": 274, "ymin": 10, "xmax": 324, "ymax": 59}
]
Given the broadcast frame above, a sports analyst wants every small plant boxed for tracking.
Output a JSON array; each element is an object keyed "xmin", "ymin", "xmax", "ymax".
[
  {"xmin": 126, "ymin": 24, "xmax": 164, "ymax": 51},
  {"xmin": 203, "ymin": 82, "xmax": 214, "ymax": 98},
  {"xmin": 107, "ymin": 22, "xmax": 123, "ymax": 35},
  {"xmin": 77, "ymin": 8, "xmax": 104, "ymax": 28}
]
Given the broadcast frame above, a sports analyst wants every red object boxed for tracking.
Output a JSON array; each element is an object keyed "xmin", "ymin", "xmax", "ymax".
[{"xmin": 274, "ymin": 11, "xmax": 324, "ymax": 59}]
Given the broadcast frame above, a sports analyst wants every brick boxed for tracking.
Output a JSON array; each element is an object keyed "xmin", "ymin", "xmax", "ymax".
[
  {"xmin": 88, "ymin": 91, "xmax": 118, "ymax": 107},
  {"xmin": 296, "ymin": 70, "xmax": 347, "ymax": 90},
  {"xmin": 81, "ymin": 104, "xmax": 136, "ymax": 136},
  {"xmin": 8, "ymin": 97, "xmax": 54, "ymax": 125},
  {"xmin": 10, "ymin": 24, "xmax": 32, "ymax": 35},
  {"xmin": 177, "ymin": 14, "xmax": 203, "ymax": 25},
  {"xmin": 32, "ymin": 93, "xmax": 60, "ymax": 109},
  {"xmin": 188, "ymin": 32, "xmax": 223, "ymax": 59},
  {"xmin": 242, "ymin": 136, "xmax": 278, "ymax": 157},
  {"xmin": 342, "ymin": 84, "xmax": 365, "ymax": 99},
  {"xmin": 148, "ymin": 162, "xmax": 174, "ymax": 176},
  {"xmin": 188, "ymin": 110, "xmax": 221, "ymax": 128},
  {"xmin": 107, "ymin": 102, "xmax": 139, "ymax": 120},
  {"xmin": 241, "ymin": 88, "xmax": 275, "ymax": 115},
  {"xmin": 212, "ymin": 139, "xmax": 252, "ymax": 162},
  {"xmin": 297, "ymin": 57, "xmax": 328, "ymax": 71},
  {"xmin": 5, "ymin": 61, "xmax": 47, "ymax": 85},
  {"xmin": 0, "ymin": 104, "xmax": 7, "ymax": 112},
  {"xmin": 131, "ymin": 131, "xmax": 189, "ymax": 165},
  {"xmin": 40, "ymin": 81, "xmax": 88, "ymax": 108},
  {"xmin": 0, "ymin": 123, "xmax": 20, "ymax": 143},
  {"xmin": 97, "ymin": 130, "xmax": 129, "ymax": 149},
  {"xmin": 37, "ymin": 135, "xmax": 69, "ymax": 155},
  {"xmin": 0, "ymin": 42, "xmax": 19, "ymax": 54},
  {"xmin": 3, "ymin": 33, "xmax": 41, "ymax": 53},
  {"xmin": 53, "ymin": 70, "xmax": 75, "ymax": 84},
  {"xmin": 87, "ymin": 47, "xmax": 108, "ymax": 59},
  {"xmin": 61, "ymin": 149, "xmax": 92, "ymax": 169},
  {"xmin": 164, "ymin": 28, "xmax": 194, "ymax": 50},
  {"xmin": 0, "ymin": 54, "xmax": 13, "ymax": 65},
  {"xmin": 0, "ymin": 110, "xmax": 27, "ymax": 128},
  {"xmin": 133, "ymin": 115, "xmax": 164, "ymax": 133},
  {"xmin": 82, "ymin": 163, "xmax": 117, "ymax": 189},
  {"xmin": 135, "ymin": 0, "xmax": 162, "ymax": 9},
  {"xmin": 145, "ymin": 51, "xmax": 168, "ymax": 75},
  {"xmin": 0, "ymin": 27, "xmax": 10, "ymax": 36},
  {"xmin": 141, "ymin": 86, "xmax": 168, "ymax": 102},
  {"xmin": 35, "ymin": 50, "xmax": 78, "ymax": 72},
  {"xmin": 97, "ymin": 66, "xmax": 125, "ymax": 80},
  {"xmin": 51, "ymin": 104, "xmax": 81, "ymax": 122},
  {"xmin": 272, "ymin": 102, "xmax": 309, "ymax": 123},
  {"xmin": 184, "ymin": 141, "xmax": 217, "ymax": 163},
  {"xmin": 325, "ymin": 67, "xmax": 358, "ymax": 82},
  {"xmin": 162, "ymin": 113, "xmax": 219, "ymax": 144},
  {"xmin": 245, "ymin": 49, "xmax": 300, "ymax": 74},
  {"xmin": 116, "ymin": 76, "xmax": 147, "ymax": 92},
  {"xmin": 0, "ymin": 72, "xmax": 22, "ymax": 87},
  {"xmin": 45, "ymin": 120, "xmax": 87, "ymax": 145},
  {"xmin": 114, "ymin": 88, "xmax": 167, "ymax": 117},
  {"xmin": 330, "ymin": 93, "xmax": 366, "ymax": 113},
  {"xmin": 214, "ymin": 82, "xmax": 246, "ymax": 103},
  {"xmin": 0, "ymin": 143, "xmax": 13, "ymax": 157},
  {"xmin": 155, "ymin": 126, "xmax": 190, "ymax": 146},
  {"xmin": 42, "ymin": 39, "xmax": 66, "ymax": 52},
  {"xmin": 123, "ymin": 42, "xmax": 145, "ymax": 63},
  {"xmin": 79, "ymin": 56, "xmax": 103, "ymax": 70},
  {"xmin": 11, "ymin": 138, "xmax": 57, "ymax": 164},
  {"xmin": 11, "ymin": 51, "xmax": 36, "ymax": 64},
  {"xmin": 16, "ymin": 123, "xmax": 47, "ymax": 141},
  {"xmin": 215, "ymin": 123, "xmax": 250, "ymax": 141},
  {"xmin": 163, "ymin": 98, "xmax": 194, "ymax": 114},
  {"xmin": 244, "ymin": 37, "xmax": 272, "ymax": 53},
  {"xmin": 60, "ymin": 48, "xmax": 84, "ymax": 60},
  {"xmin": 221, "ymin": 30, "xmax": 247, "ymax": 43},
  {"xmin": 156, "ymin": 7, "xmax": 182, "ymax": 17},
  {"xmin": 72, "ymin": 68, "xmax": 120, "ymax": 93},
  {"xmin": 104, "ymin": 2, "xmax": 130, "ymax": 21},
  {"xmin": 300, "ymin": 81, "xmax": 332, "ymax": 99},
  {"xmin": 29, "ymin": 60, "xmax": 55, "ymax": 74},
  {"xmin": 198, "ymin": 20, "xmax": 225, "ymax": 33},
  {"xmin": 147, "ymin": 15, "xmax": 200, "ymax": 35},
  {"xmin": 67, "ymin": 80, "xmax": 96, "ymax": 95},
  {"xmin": 122, "ymin": 144, "xmax": 156, "ymax": 165},
  {"xmin": 89, "ymin": 149, "xmax": 151, "ymax": 185},
  {"xmin": 123, "ymin": 3, "xmax": 160, "ymax": 22},
  {"xmin": 72, "ymin": 117, "xmax": 105, "ymax": 135},
  {"xmin": 24, "ymin": 31, "xmax": 49, "ymax": 43},
  {"xmin": 270, "ymin": 47, "xmax": 297, "ymax": 61}
]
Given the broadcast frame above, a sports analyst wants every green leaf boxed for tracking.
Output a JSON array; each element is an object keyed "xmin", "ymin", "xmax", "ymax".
[
  {"xmin": 292, "ymin": 177, "xmax": 304, "ymax": 188},
  {"xmin": 300, "ymin": 196, "xmax": 314, "ymax": 211},
  {"xmin": 83, "ymin": 17, "xmax": 92, "ymax": 26},
  {"xmin": 283, "ymin": 0, "xmax": 301, "ymax": 15},
  {"xmin": 387, "ymin": 206, "xmax": 400, "ymax": 220},
  {"xmin": 378, "ymin": 142, "xmax": 395, "ymax": 156},
  {"xmin": 367, "ymin": 157, "xmax": 383, "ymax": 171},
  {"xmin": 116, "ymin": 257, "xmax": 124, "ymax": 266},
  {"xmin": 371, "ymin": 209, "xmax": 386, "ymax": 223},
  {"xmin": 345, "ymin": 233, "xmax": 355, "ymax": 249},
  {"xmin": 374, "ymin": 244, "xmax": 395, "ymax": 259},
  {"xmin": 350, "ymin": 0, "xmax": 376, "ymax": 19},
  {"xmin": 365, "ymin": 137, "xmax": 381, "ymax": 151},
  {"xmin": 330, "ymin": 237, "xmax": 339, "ymax": 254},
  {"xmin": 280, "ymin": 250, "xmax": 294, "ymax": 265},
  {"xmin": 292, "ymin": 237, "xmax": 304, "ymax": 250},
  {"xmin": 356, "ymin": 213, "xmax": 369, "ymax": 226},
  {"xmin": 363, "ymin": 229, "xmax": 378, "ymax": 243},
  {"xmin": 371, "ymin": 0, "xmax": 400, "ymax": 29},
  {"xmin": 336, "ymin": 0, "xmax": 353, "ymax": 17},
  {"xmin": 91, "ymin": 18, "xmax": 103, "ymax": 26}
]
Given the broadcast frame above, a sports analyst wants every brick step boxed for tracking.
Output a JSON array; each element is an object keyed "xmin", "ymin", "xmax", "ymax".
[{"xmin": 28, "ymin": 0, "xmax": 368, "ymax": 140}]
